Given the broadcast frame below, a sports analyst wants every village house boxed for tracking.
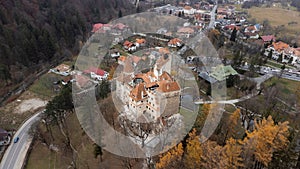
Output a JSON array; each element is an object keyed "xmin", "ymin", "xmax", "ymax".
[
  {"xmin": 183, "ymin": 6, "xmax": 196, "ymax": 15},
  {"xmin": 123, "ymin": 40, "xmax": 137, "ymax": 52},
  {"xmin": 264, "ymin": 41, "xmax": 300, "ymax": 64},
  {"xmin": 61, "ymin": 76, "xmax": 75, "ymax": 85},
  {"xmin": 168, "ymin": 38, "xmax": 182, "ymax": 48},
  {"xmin": 83, "ymin": 67, "xmax": 109, "ymax": 81},
  {"xmin": 177, "ymin": 27, "xmax": 195, "ymax": 38},
  {"xmin": 260, "ymin": 35, "xmax": 276, "ymax": 44},
  {"xmin": 135, "ymin": 38, "xmax": 146, "ymax": 48},
  {"xmin": 244, "ymin": 24, "xmax": 261, "ymax": 33},
  {"xmin": 91, "ymin": 23, "xmax": 112, "ymax": 33},
  {"xmin": 244, "ymin": 32, "xmax": 259, "ymax": 39},
  {"xmin": 50, "ymin": 64, "xmax": 72, "ymax": 76}
]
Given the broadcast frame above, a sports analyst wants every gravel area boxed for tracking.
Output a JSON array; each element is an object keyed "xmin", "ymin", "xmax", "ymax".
[{"xmin": 14, "ymin": 99, "xmax": 47, "ymax": 114}]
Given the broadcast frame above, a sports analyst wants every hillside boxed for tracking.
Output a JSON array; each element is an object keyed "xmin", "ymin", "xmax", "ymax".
[{"xmin": 0, "ymin": 0, "xmax": 135, "ymax": 103}]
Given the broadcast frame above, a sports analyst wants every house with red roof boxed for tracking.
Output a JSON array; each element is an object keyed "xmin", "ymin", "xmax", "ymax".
[
  {"xmin": 113, "ymin": 23, "xmax": 128, "ymax": 30},
  {"xmin": 91, "ymin": 23, "xmax": 112, "ymax": 33},
  {"xmin": 83, "ymin": 67, "xmax": 109, "ymax": 81},
  {"xmin": 261, "ymin": 35, "xmax": 276, "ymax": 43},
  {"xmin": 135, "ymin": 38, "xmax": 146, "ymax": 47},
  {"xmin": 168, "ymin": 38, "xmax": 182, "ymax": 48},
  {"xmin": 123, "ymin": 40, "xmax": 136, "ymax": 52},
  {"xmin": 183, "ymin": 5, "xmax": 196, "ymax": 15}
]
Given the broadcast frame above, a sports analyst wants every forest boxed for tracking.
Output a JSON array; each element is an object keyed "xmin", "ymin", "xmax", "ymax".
[{"xmin": 0, "ymin": 0, "xmax": 134, "ymax": 99}]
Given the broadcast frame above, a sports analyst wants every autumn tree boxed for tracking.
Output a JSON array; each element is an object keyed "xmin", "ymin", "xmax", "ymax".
[
  {"xmin": 201, "ymin": 141, "xmax": 226, "ymax": 169},
  {"xmin": 223, "ymin": 138, "xmax": 243, "ymax": 169},
  {"xmin": 194, "ymin": 104, "xmax": 212, "ymax": 132},
  {"xmin": 208, "ymin": 29, "xmax": 225, "ymax": 50},
  {"xmin": 184, "ymin": 128, "xmax": 202, "ymax": 169},
  {"xmin": 156, "ymin": 143, "xmax": 184, "ymax": 169},
  {"xmin": 241, "ymin": 116, "xmax": 289, "ymax": 168},
  {"xmin": 221, "ymin": 109, "xmax": 241, "ymax": 144}
]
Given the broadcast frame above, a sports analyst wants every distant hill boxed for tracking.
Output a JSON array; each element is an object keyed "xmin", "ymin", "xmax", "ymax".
[{"xmin": 0, "ymin": 0, "xmax": 135, "ymax": 101}]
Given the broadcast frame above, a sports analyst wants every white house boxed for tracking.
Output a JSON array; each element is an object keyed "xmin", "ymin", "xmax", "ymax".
[{"xmin": 183, "ymin": 6, "xmax": 196, "ymax": 15}]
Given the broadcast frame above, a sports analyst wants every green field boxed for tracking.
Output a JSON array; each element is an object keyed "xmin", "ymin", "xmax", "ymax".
[
  {"xmin": 29, "ymin": 73, "xmax": 61, "ymax": 99},
  {"xmin": 263, "ymin": 77, "xmax": 300, "ymax": 100}
]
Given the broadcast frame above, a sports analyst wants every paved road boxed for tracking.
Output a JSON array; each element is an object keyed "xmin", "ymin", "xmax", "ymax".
[
  {"xmin": 208, "ymin": 4, "xmax": 217, "ymax": 29},
  {"xmin": 0, "ymin": 112, "xmax": 42, "ymax": 169},
  {"xmin": 194, "ymin": 92, "xmax": 256, "ymax": 105}
]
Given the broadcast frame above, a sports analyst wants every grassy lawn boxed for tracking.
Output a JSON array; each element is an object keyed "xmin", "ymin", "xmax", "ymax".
[
  {"xmin": 263, "ymin": 77, "xmax": 300, "ymax": 97},
  {"xmin": 179, "ymin": 107, "xmax": 198, "ymax": 132},
  {"xmin": 226, "ymin": 87, "xmax": 244, "ymax": 100},
  {"xmin": 29, "ymin": 73, "xmax": 61, "ymax": 99},
  {"xmin": 26, "ymin": 113, "xmax": 101, "ymax": 169},
  {"xmin": 26, "ymin": 142, "xmax": 70, "ymax": 169},
  {"xmin": 266, "ymin": 60, "xmax": 284, "ymax": 69},
  {"xmin": 266, "ymin": 60, "xmax": 295, "ymax": 69}
]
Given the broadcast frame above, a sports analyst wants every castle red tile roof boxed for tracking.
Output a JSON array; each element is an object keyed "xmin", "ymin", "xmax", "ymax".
[
  {"xmin": 135, "ymin": 74, "xmax": 151, "ymax": 84},
  {"xmin": 145, "ymin": 82, "xmax": 158, "ymax": 88},
  {"xmin": 159, "ymin": 71, "xmax": 173, "ymax": 81},
  {"xmin": 157, "ymin": 80, "xmax": 180, "ymax": 93},
  {"xmin": 130, "ymin": 83, "xmax": 148, "ymax": 101}
]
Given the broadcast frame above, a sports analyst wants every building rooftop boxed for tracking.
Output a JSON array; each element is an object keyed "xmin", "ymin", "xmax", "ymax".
[{"xmin": 210, "ymin": 65, "xmax": 238, "ymax": 81}]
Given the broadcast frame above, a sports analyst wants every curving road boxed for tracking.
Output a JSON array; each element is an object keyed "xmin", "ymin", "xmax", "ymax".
[{"xmin": 0, "ymin": 111, "xmax": 42, "ymax": 169}]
